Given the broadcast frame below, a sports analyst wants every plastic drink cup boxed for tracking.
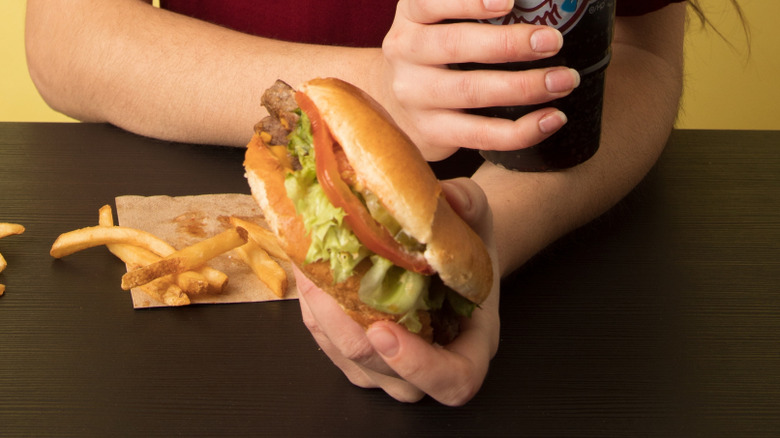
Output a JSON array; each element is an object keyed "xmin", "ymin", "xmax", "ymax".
[{"xmin": 455, "ymin": 0, "xmax": 617, "ymax": 171}]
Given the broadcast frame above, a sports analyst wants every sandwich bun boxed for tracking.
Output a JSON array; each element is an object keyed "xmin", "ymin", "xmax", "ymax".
[{"xmin": 244, "ymin": 77, "xmax": 492, "ymax": 341}]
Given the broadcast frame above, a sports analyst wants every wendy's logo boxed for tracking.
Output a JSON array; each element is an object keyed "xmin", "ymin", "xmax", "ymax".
[{"xmin": 480, "ymin": 0, "xmax": 593, "ymax": 35}]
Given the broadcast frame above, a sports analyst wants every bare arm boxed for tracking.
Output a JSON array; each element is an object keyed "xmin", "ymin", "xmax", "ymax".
[
  {"xmin": 25, "ymin": 0, "xmax": 384, "ymax": 146},
  {"xmin": 25, "ymin": 0, "xmax": 572, "ymax": 158},
  {"xmin": 474, "ymin": 4, "xmax": 687, "ymax": 277}
]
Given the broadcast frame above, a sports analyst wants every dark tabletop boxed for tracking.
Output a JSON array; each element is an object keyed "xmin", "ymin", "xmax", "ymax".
[{"xmin": 1, "ymin": 123, "xmax": 778, "ymax": 437}]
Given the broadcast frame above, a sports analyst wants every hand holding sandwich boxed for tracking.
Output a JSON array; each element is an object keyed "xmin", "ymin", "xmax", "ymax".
[
  {"xmin": 297, "ymin": 178, "xmax": 500, "ymax": 405},
  {"xmin": 245, "ymin": 78, "xmax": 499, "ymax": 404}
]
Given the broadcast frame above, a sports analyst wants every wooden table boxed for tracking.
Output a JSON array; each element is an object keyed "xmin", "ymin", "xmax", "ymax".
[{"xmin": 1, "ymin": 123, "xmax": 778, "ymax": 437}]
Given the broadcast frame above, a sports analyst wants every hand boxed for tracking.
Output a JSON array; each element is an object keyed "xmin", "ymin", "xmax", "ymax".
[
  {"xmin": 296, "ymin": 177, "xmax": 500, "ymax": 405},
  {"xmin": 381, "ymin": 0, "xmax": 579, "ymax": 161}
]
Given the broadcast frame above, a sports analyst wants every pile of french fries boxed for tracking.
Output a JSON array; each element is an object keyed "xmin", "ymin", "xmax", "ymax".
[
  {"xmin": 49, "ymin": 205, "xmax": 288, "ymax": 306},
  {"xmin": 0, "ymin": 222, "xmax": 26, "ymax": 296}
]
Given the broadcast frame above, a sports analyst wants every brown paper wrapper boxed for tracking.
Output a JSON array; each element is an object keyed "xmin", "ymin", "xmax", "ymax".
[{"xmin": 115, "ymin": 194, "xmax": 297, "ymax": 308}]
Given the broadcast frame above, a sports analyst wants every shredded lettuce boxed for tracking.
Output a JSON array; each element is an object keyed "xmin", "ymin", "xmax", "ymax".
[
  {"xmin": 426, "ymin": 277, "xmax": 478, "ymax": 318},
  {"xmin": 284, "ymin": 112, "xmax": 367, "ymax": 283},
  {"xmin": 282, "ymin": 111, "xmax": 474, "ymax": 332},
  {"xmin": 358, "ymin": 255, "xmax": 430, "ymax": 331},
  {"xmin": 357, "ymin": 256, "xmax": 478, "ymax": 333},
  {"xmin": 445, "ymin": 288, "xmax": 477, "ymax": 318}
]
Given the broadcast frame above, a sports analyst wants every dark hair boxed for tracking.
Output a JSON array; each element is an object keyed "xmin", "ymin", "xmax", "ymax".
[{"xmin": 687, "ymin": 0, "xmax": 751, "ymax": 51}]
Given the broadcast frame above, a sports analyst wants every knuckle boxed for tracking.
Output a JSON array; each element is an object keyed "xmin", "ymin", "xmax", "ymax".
[
  {"xmin": 399, "ymin": 355, "xmax": 427, "ymax": 381},
  {"xmin": 300, "ymin": 311, "xmax": 321, "ymax": 335},
  {"xmin": 381, "ymin": 30, "xmax": 403, "ymax": 60},
  {"xmin": 439, "ymin": 364, "xmax": 481, "ymax": 406},
  {"xmin": 344, "ymin": 368, "xmax": 376, "ymax": 389},
  {"xmin": 341, "ymin": 337, "xmax": 377, "ymax": 365},
  {"xmin": 391, "ymin": 78, "xmax": 413, "ymax": 107},
  {"xmin": 450, "ymin": 74, "xmax": 484, "ymax": 109},
  {"xmin": 443, "ymin": 380, "xmax": 480, "ymax": 406},
  {"xmin": 494, "ymin": 28, "xmax": 526, "ymax": 60},
  {"xmin": 506, "ymin": 73, "xmax": 536, "ymax": 102},
  {"xmin": 454, "ymin": 119, "xmax": 494, "ymax": 149},
  {"xmin": 438, "ymin": 26, "xmax": 463, "ymax": 60}
]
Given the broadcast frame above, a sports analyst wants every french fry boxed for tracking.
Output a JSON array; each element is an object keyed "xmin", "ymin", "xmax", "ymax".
[
  {"xmin": 173, "ymin": 271, "xmax": 210, "ymax": 295},
  {"xmin": 235, "ymin": 240, "xmax": 288, "ymax": 298},
  {"xmin": 51, "ymin": 204, "xmax": 290, "ymax": 306},
  {"xmin": 139, "ymin": 277, "xmax": 190, "ymax": 306},
  {"xmin": 121, "ymin": 258, "xmax": 182, "ymax": 290},
  {"xmin": 157, "ymin": 283, "xmax": 190, "ymax": 306},
  {"xmin": 198, "ymin": 268, "xmax": 229, "ymax": 294},
  {"xmin": 98, "ymin": 205, "xmax": 209, "ymax": 295},
  {"xmin": 121, "ymin": 227, "xmax": 248, "ymax": 290},
  {"xmin": 0, "ymin": 223, "xmax": 25, "ymax": 239},
  {"xmin": 0, "ymin": 283, "xmax": 5, "ymax": 296},
  {"xmin": 51, "ymin": 224, "xmax": 207, "ymax": 299},
  {"xmin": 0, "ymin": 223, "xmax": 24, "ymax": 278},
  {"xmin": 50, "ymin": 225, "xmax": 175, "ymax": 259},
  {"xmin": 100, "ymin": 205, "xmax": 227, "ymax": 293},
  {"xmin": 228, "ymin": 217, "xmax": 288, "ymax": 260},
  {"xmin": 97, "ymin": 205, "xmax": 113, "ymax": 226}
]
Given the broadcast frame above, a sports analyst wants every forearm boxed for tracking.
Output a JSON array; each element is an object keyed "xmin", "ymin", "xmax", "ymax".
[
  {"xmin": 473, "ymin": 5, "xmax": 686, "ymax": 277},
  {"xmin": 25, "ymin": 0, "xmax": 384, "ymax": 146}
]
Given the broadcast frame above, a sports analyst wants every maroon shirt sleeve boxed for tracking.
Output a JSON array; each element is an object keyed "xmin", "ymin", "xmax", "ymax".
[
  {"xmin": 160, "ymin": 0, "xmax": 397, "ymax": 47},
  {"xmin": 161, "ymin": 1, "xmax": 686, "ymax": 47}
]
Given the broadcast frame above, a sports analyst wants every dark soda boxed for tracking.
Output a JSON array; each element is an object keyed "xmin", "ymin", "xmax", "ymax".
[{"xmin": 454, "ymin": 0, "xmax": 616, "ymax": 171}]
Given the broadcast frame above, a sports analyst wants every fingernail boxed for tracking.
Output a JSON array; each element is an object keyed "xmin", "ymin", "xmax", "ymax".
[
  {"xmin": 367, "ymin": 327, "xmax": 399, "ymax": 358},
  {"xmin": 483, "ymin": 0, "xmax": 513, "ymax": 13},
  {"xmin": 530, "ymin": 28, "xmax": 563, "ymax": 53},
  {"xmin": 539, "ymin": 110, "xmax": 567, "ymax": 134},
  {"xmin": 545, "ymin": 68, "xmax": 580, "ymax": 93}
]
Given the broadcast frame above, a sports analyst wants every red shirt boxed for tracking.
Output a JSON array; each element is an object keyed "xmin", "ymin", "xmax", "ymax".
[
  {"xmin": 160, "ymin": 1, "xmax": 685, "ymax": 47},
  {"xmin": 160, "ymin": 0, "xmax": 398, "ymax": 47}
]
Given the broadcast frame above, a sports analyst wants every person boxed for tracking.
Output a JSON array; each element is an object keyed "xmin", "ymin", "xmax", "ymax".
[{"xmin": 26, "ymin": 0, "xmax": 692, "ymax": 405}]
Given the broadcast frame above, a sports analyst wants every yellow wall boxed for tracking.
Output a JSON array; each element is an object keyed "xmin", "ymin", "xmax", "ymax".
[
  {"xmin": 2, "ymin": 1, "xmax": 778, "ymax": 129},
  {"xmin": 1, "ymin": 1, "xmax": 75, "ymax": 122},
  {"xmin": 679, "ymin": 0, "xmax": 780, "ymax": 129}
]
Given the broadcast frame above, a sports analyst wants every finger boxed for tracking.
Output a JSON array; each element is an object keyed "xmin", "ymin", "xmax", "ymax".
[
  {"xmin": 367, "ymin": 321, "xmax": 493, "ymax": 406},
  {"xmin": 418, "ymin": 107, "xmax": 567, "ymax": 152},
  {"xmin": 300, "ymin": 287, "xmax": 428, "ymax": 400},
  {"xmin": 389, "ymin": 22, "xmax": 563, "ymax": 65},
  {"xmin": 439, "ymin": 178, "xmax": 491, "ymax": 229},
  {"xmin": 394, "ymin": 67, "xmax": 579, "ymax": 110},
  {"xmin": 455, "ymin": 277, "xmax": 501, "ymax": 360},
  {"xmin": 439, "ymin": 178, "xmax": 500, "ymax": 357},
  {"xmin": 293, "ymin": 267, "xmax": 396, "ymax": 375},
  {"xmin": 298, "ymin": 287, "xmax": 377, "ymax": 388},
  {"xmin": 352, "ymin": 363, "xmax": 427, "ymax": 403},
  {"xmin": 420, "ymin": 144, "xmax": 461, "ymax": 162},
  {"xmin": 402, "ymin": 0, "xmax": 514, "ymax": 23}
]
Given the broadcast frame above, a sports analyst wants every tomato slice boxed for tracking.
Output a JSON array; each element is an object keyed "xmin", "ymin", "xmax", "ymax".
[{"xmin": 295, "ymin": 91, "xmax": 434, "ymax": 275}]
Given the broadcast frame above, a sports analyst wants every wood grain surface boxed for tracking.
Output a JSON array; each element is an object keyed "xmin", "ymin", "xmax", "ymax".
[{"xmin": 1, "ymin": 124, "xmax": 778, "ymax": 437}]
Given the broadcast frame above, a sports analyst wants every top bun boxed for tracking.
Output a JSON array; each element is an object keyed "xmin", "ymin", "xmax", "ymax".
[
  {"xmin": 300, "ymin": 78, "xmax": 440, "ymax": 244},
  {"xmin": 300, "ymin": 78, "xmax": 492, "ymax": 305}
]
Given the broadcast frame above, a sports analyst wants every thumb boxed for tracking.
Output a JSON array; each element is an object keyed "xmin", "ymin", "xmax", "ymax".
[{"xmin": 440, "ymin": 178, "xmax": 491, "ymax": 235}]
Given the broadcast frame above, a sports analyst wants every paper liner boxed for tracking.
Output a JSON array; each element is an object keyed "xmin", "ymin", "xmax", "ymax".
[{"xmin": 115, "ymin": 194, "xmax": 297, "ymax": 308}]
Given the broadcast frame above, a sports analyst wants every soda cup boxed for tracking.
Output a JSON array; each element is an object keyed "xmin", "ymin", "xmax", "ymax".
[{"xmin": 455, "ymin": 0, "xmax": 617, "ymax": 171}]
